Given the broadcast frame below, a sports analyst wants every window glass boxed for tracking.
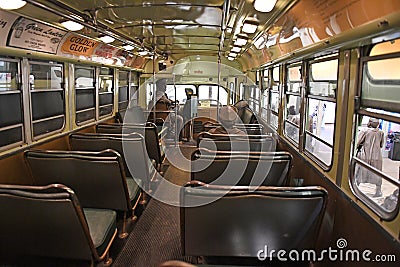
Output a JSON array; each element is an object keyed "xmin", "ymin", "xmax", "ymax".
[
  {"xmin": 287, "ymin": 65, "xmax": 302, "ymax": 93},
  {"xmin": 0, "ymin": 59, "xmax": 23, "ymax": 149},
  {"xmin": 118, "ymin": 71, "xmax": 129, "ymax": 111},
  {"xmin": 198, "ymin": 85, "xmax": 228, "ymax": 105},
  {"xmin": 98, "ymin": 67, "xmax": 114, "ymax": 117},
  {"xmin": 309, "ymin": 59, "xmax": 337, "ymax": 97},
  {"xmin": 29, "ymin": 61, "xmax": 64, "ymax": 137},
  {"xmin": 354, "ymin": 115, "xmax": 400, "ymax": 214},
  {"xmin": 284, "ymin": 94, "xmax": 301, "ymax": 144},
  {"xmin": 166, "ymin": 84, "xmax": 196, "ymax": 103},
  {"xmin": 352, "ymin": 39, "xmax": 400, "ymax": 219},
  {"xmin": 75, "ymin": 66, "xmax": 95, "ymax": 124},
  {"xmin": 29, "ymin": 63, "xmax": 62, "ymax": 90},
  {"xmin": 0, "ymin": 60, "xmax": 18, "ymax": 91},
  {"xmin": 305, "ymin": 55, "xmax": 338, "ymax": 166}
]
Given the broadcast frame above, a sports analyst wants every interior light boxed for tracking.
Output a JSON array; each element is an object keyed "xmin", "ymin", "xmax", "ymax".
[
  {"xmin": 234, "ymin": 35, "xmax": 248, "ymax": 46},
  {"xmin": 0, "ymin": 0, "xmax": 26, "ymax": 10},
  {"xmin": 123, "ymin": 44, "xmax": 135, "ymax": 51},
  {"xmin": 253, "ymin": 0, "xmax": 277, "ymax": 13},
  {"xmin": 99, "ymin": 35, "xmax": 115, "ymax": 44},
  {"xmin": 231, "ymin": 46, "xmax": 241, "ymax": 53},
  {"xmin": 227, "ymin": 57, "xmax": 235, "ymax": 61},
  {"xmin": 228, "ymin": 52, "xmax": 238, "ymax": 57},
  {"xmin": 138, "ymin": 50, "xmax": 148, "ymax": 56},
  {"xmin": 254, "ymin": 36, "xmax": 265, "ymax": 49},
  {"xmin": 61, "ymin": 20, "xmax": 84, "ymax": 31},
  {"xmin": 242, "ymin": 19, "xmax": 258, "ymax": 34}
]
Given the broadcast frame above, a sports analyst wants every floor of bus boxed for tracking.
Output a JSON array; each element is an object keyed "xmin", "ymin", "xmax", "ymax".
[{"xmin": 111, "ymin": 143, "xmax": 196, "ymax": 267}]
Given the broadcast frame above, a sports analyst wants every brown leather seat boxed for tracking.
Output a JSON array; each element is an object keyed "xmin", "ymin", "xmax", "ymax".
[
  {"xmin": 24, "ymin": 149, "xmax": 141, "ymax": 238},
  {"xmin": 197, "ymin": 132, "xmax": 276, "ymax": 152},
  {"xmin": 191, "ymin": 149, "xmax": 292, "ymax": 186},
  {"xmin": 69, "ymin": 132, "xmax": 156, "ymax": 191},
  {"xmin": 181, "ymin": 181, "xmax": 328, "ymax": 263},
  {"xmin": 96, "ymin": 122, "xmax": 165, "ymax": 171},
  {"xmin": 0, "ymin": 184, "xmax": 117, "ymax": 264}
]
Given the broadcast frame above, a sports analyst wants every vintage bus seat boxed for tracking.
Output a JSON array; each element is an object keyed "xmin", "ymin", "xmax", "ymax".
[
  {"xmin": 203, "ymin": 122, "xmax": 264, "ymax": 135},
  {"xmin": 181, "ymin": 181, "xmax": 328, "ymax": 263},
  {"xmin": 0, "ymin": 183, "xmax": 117, "ymax": 265},
  {"xmin": 191, "ymin": 149, "xmax": 292, "ymax": 186},
  {"xmin": 69, "ymin": 132, "xmax": 155, "ymax": 191},
  {"xmin": 96, "ymin": 122, "xmax": 165, "ymax": 171},
  {"xmin": 24, "ymin": 149, "xmax": 141, "ymax": 238},
  {"xmin": 197, "ymin": 132, "xmax": 276, "ymax": 152},
  {"xmin": 115, "ymin": 106, "xmax": 147, "ymax": 124}
]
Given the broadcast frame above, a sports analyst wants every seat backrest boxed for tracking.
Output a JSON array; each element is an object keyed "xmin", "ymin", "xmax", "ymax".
[
  {"xmin": 197, "ymin": 132, "xmax": 276, "ymax": 152},
  {"xmin": 25, "ymin": 149, "xmax": 131, "ymax": 211},
  {"xmin": 181, "ymin": 182, "xmax": 328, "ymax": 258},
  {"xmin": 69, "ymin": 133, "xmax": 153, "ymax": 185},
  {"xmin": 96, "ymin": 122, "xmax": 162, "ymax": 165},
  {"xmin": 0, "ymin": 184, "xmax": 99, "ymax": 261},
  {"xmin": 191, "ymin": 149, "xmax": 291, "ymax": 186}
]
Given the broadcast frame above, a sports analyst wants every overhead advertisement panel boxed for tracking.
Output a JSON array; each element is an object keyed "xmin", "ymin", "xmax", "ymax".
[
  {"xmin": 0, "ymin": 10, "xmax": 19, "ymax": 46},
  {"xmin": 60, "ymin": 33, "xmax": 99, "ymax": 57},
  {"xmin": 8, "ymin": 17, "xmax": 67, "ymax": 54}
]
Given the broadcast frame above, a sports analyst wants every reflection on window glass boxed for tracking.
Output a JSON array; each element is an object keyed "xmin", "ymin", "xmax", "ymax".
[
  {"xmin": 287, "ymin": 65, "xmax": 302, "ymax": 93},
  {"xmin": 270, "ymin": 92, "xmax": 279, "ymax": 112},
  {"xmin": 354, "ymin": 115, "xmax": 400, "ymax": 211},
  {"xmin": 0, "ymin": 60, "xmax": 18, "ymax": 91},
  {"xmin": 285, "ymin": 94, "xmax": 300, "ymax": 144},
  {"xmin": 30, "ymin": 64, "xmax": 62, "ymax": 90}
]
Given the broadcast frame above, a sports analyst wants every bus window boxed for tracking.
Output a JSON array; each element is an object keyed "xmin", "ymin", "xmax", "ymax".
[
  {"xmin": 166, "ymin": 84, "xmax": 195, "ymax": 104},
  {"xmin": 284, "ymin": 63, "xmax": 302, "ymax": 145},
  {"xmin": 98, "ymin": 67, "xmax": 114, "ymax": 117},
  {"xmin": 118, "ymin": 70, "xmax": 129, "ymax": 111},
  {"xmin": 260, "ymin": 69, "xmax": 269, "ymax": 121},
  {"xmin": 75, "ymin": 66, "xmax": 95, "ymax": 125},
  {"xmin": 352, "ymin": 38, "xmax": 400, "ymax": 220},
  {"xmin": 0, "ymin": 58, "xmax": 23, "ymax": 149},
  {"xmin": 268, "ymin": 66, "xmax": 280, "ymax": 130},
  {"xmin": 29, "ymin": 61, "xmax": 65, "ymax": 138},
  {"xmin": 304, "ymin": 55, "xmax": 338, "ymax": 167},
  {"xmin": 198, "ymin": 85, "xmax": 228, "ymax": 105}
]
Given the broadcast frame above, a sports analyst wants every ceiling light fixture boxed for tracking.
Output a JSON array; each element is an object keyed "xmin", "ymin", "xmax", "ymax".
[
  {"xmin": 61, "ymin": 20, "xmax": 84, "ymax": 31},
  {"xmin": 228, "ymin": 52, "xmax": 238, "ymax": 58},
  {"xmin": 253, "ymin": 0, "xmax": 277, "ymax": 13},
  {"xmin": 234, "ymin": 35, "xmax": 248, "ymax": 46},
  {"xmin": 242, "ymin": 19, "xmax": 258, "ymax": 34},
  {"xmin": 227, "ymin": 57, "xmax": 235, "ymax": 61},
  {"xmin": 123, "ymin": 44, "xmax": 135, "ymax": 51},
  {"xmin": 138, "ymin": 50, "xmax": 148, "ymax": 56},
  {"xmin": 99, "ymin": 35, "xmax": 115, "ymax": 44},
  {"xmin": 231, "ymin": 46, "xmax": 241, "ymax": 53},
  {"xmin": 0, "ymin": 0, "xmax": 26, "ymax": 10}
]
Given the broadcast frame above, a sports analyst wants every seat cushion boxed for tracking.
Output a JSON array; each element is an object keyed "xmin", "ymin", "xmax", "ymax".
[
  {"xmin": 126, "ymin": 177, "xmax": 142, "ymax": 203},
  {"xmin": 83, "ymin": 208, "xmax": 117, "ymax": 256}
]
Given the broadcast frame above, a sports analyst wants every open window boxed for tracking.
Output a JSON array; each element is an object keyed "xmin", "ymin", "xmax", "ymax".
[{"xmin": 351, "ymin": 39, "xmax": 400, "ymax": 220}]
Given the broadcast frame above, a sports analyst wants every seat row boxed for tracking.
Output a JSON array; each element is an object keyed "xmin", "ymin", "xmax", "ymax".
[{"xmin": 0, "ymin": 122, "xmax": 164, "ymax": 265}]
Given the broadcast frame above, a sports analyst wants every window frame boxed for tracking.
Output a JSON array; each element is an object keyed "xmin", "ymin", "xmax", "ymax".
[
  {"xmin": 118, "ymin": 70, "xmax": 130, "ymax": 111},
  {"xmin": 74, "ymin": 65, "xmax": 96, "ymax": 125},
  {"xmin": 303, "ymin": 54, "xmax": 338, "ymax": 169},
  {"xmin": 28, "ymin": 60, "xmax": 65, "ymax": 140},
  {"xmin": 283, "ymin": 62, "xmax": 303, "ymax": 146},
  {"xmin": 350, "ymin": 41, "xmax": 400, "ymax": 220},
  {"xmin": 98, "ymin": 67, "xmax": 114, "ymax": 118},
  {"xmin": 0, "ymin": 57, "xmax": 24, "ymax": 151}
]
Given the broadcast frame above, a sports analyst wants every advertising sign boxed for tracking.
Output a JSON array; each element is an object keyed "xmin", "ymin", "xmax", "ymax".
[{"xmin": 8, "ymin": 17, "xmax": 67, "ymax": 54}]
